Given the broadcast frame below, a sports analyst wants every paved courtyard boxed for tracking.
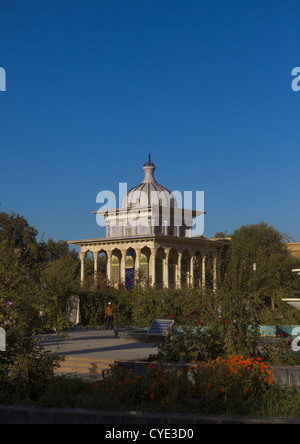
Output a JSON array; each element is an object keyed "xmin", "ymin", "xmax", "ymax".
[{"xmin": 41, "ymin": 329, "xmax": 157, "ymax": 361}]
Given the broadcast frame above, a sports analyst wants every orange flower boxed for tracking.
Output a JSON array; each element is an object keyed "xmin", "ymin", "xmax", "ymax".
[{"xmin": 243, "ymin": 387, "xmax": 249, "ymax": 396}]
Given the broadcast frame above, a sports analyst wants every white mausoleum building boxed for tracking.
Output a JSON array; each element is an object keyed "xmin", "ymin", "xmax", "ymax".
[{"xmin": 69, "ymin": 157, "xmax": 225, "ymax": 290}]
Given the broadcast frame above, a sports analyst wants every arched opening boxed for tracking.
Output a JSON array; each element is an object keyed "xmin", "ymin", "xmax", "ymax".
[
  {"xmin": 155, "ymin": 247, "xmax": 165, "ymax": 288},
  {"xmin": 194, "ymin": 250, "xmax": 202, "ymax": 287},
  {"xmin": 181, "ymin": 250, "xmax": 190, "ymax": 286},
  {"xmin": 80, "ymin": 250, "xmax": 94, "ymax": 287},
  {"xmin": 140, "ymin": 246, "xmax": 151, "ymax": 285},
  {"xmin": 111, "ymin": 249, "xmax": 121, "ymax": 286},
  {"xmin": 94, "ymin": 249, "xmax": 107, "ymax": 287},
  {"xmin": 155, "ymin": 258, "xmax": 163, "ymax": 288},
  {"xmin": 125, "ymin": 248, "xmax": 135, "ymax": 291},
  {"xmin": 98, "ymin": 251, "xmax": 107, "ymax": 276}
]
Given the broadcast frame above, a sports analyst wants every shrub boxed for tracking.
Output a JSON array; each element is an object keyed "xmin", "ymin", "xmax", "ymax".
[
  {"xmin": 157, "ymin": 325, "xmax": 224, "ymax": 362},
  {"xmin": 0, "ymin": 241, "xmax": 64, "ymax": 402},
  {"xmin": 78, "ymin": 287, "xmax": 133, "ymax": 326},
  {"xmin": 157, "ymin": 289, "xmax": 261, "ymax": 361},
  {"xmin": 90, "ymin": 357, "xmax": 275, "ymax": 415},
  {"xmin": 190, "ymin": 356, "xmax": 275, "ymax": 414},
  {"xmin": 0, "ymin": 334, "xmax": 61, "ymax": 402},
  {"xmin": 92, "ymin": 363, "xmax": 190, "ymax": 411}
]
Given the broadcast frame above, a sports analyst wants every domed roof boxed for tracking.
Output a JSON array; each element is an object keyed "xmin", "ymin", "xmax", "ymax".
[{"xmin": 121, "ymin": 155, "xmax": 177, "ymax": 209}]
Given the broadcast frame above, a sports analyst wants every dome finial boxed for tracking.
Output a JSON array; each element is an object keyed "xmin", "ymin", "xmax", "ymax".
[{"xmin": 143, "ymin": 155, "xmax": 156, "ymax": 183}]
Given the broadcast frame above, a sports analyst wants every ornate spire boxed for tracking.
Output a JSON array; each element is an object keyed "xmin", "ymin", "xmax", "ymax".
[{"xmin": 143, "ymin": 155, "xmax": 156, "ymax": 183}]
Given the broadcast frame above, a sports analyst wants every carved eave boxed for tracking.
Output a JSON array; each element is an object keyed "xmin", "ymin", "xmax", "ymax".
[{"xmin": 68, "ymin": 234, "xmax": 226, "ymax": 254}]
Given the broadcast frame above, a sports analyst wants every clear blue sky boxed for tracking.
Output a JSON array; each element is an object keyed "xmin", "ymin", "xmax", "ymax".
[{"xmin": 0, "ymin": 0, "xmax": 299, "ymax": 243}]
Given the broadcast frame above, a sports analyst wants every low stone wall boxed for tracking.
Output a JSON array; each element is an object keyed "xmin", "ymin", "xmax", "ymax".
[{"xmin": 270, "ymin": 365, "xmax": 300, "ymax": 387}]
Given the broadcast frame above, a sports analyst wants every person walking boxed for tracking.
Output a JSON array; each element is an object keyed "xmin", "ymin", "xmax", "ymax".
[{"xmin": 105, "ymin": 302, "xmax": 116, "ymax": 330}]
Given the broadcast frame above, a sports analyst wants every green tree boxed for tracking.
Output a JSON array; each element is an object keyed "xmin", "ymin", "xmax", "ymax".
[
  {"xmin": 219, "ymin": 222, "xmax": 300, "ymax": 310},
  {"xmin": 0, "ymin": 240, "xmax": 68, "ymax": 335},
  {"xmin": 40, "ymin": 254, "xmax": 80, "ymax": 297},
  {"xmin": 39, "ymin": 238, "xmax": 78, "ymax": 263},
  {"xmin": 0, "ymin": 211, "xmax": 40, "ymax": 263},
  {"xmin": 0, "ymin": 241, "xmax": 63, "ymax": 398},
  {"xmin": 0, "ymin": 242, "xmax": 39, "ymax": 334}
]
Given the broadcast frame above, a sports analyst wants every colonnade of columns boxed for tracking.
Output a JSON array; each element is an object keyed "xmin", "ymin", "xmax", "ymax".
[{"xmin": 79, "ymin": 244, "xmax": 218, "ymax": 291}]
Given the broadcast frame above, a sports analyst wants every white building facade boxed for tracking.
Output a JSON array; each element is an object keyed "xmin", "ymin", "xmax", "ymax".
[{"xmin": 69, "ymin": 157, "xmax": 224, "ymax": 290}]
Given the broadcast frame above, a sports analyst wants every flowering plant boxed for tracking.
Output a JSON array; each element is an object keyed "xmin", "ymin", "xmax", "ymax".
[
  {"xmin": 91, "ymin": 357, "xmax": 275, "ymax": 415},
  {"xmin": 92, "ymin": 362, "xmax": 188, "ymax": 410},
  {"xmin": 190, "ymin": 356, "xmax": 275, "ymax": 414}
]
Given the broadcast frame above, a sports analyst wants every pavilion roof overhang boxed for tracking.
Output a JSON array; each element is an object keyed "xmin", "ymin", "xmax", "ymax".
[
  {"xmin": 68, "ymin": 234, "xmax": 227, "ymax": 250},
  {"xmin": 93, "ymin": 205, "xmax": 205, "ymax": 219}
]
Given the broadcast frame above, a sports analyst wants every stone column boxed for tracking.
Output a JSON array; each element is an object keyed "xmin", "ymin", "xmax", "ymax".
[
  {"xmin": 164, "ymin": 248, "xmax": 170, "ymax": 289},
  {"xmin": 120, "ymin": 249, "xmax": 127, "ymax": 284},
  {"xmin": 79, "ymin": 251, "xmax": 86, "ymax": 285},
  {"xmin": 189, "ymin": 254, "xmax": 194, "ymax": 288},
  {"xmin": 177, "ymin": 251, "xmax": 182, "ymax": 289},
  {"xmin": 93, "ymin": 251, "xmax": 98, "ymax": 285},
  {"xmin": 106, "ymin": 250, "xmax": 112, "ymax": 284},
  {"xmin": 150, "ymin": 248, "xmax": 156, "ymax": 287},
  {"xmin": 135, "ymin": 248, "xmax": 141, "ymax": 284}
]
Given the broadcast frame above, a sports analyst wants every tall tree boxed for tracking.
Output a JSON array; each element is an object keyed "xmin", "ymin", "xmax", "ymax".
[
  {"xmin": 220, "ymin": 222, "xmax": 300, "ymax": 309},
  {"xmin": 39, "ymin": 238, "xmax": 78, "ymax": 262},
  {"xmin": 0, "ymin": 212, "xmax": 39, "ymax": 263}
]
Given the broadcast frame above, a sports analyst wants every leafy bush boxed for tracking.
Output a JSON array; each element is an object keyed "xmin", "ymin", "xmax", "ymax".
[
  {"xmin": 90, "ymin": 358, "xmax": 275, "ymax": 415},
  {"xmin": 0, "ymin": 334, "xmax": 61, "ymax": 402},
  {"xmin": 190, "ymin": 356, "xmax": 275, "ymax": 415},
  {"xmin": 92, "ymin": 363, "xmax": 190, "ymax": 412},
  {"xmin": 78, "ymin": 287, "xmax": 133, "ymax": 326},
  {"xmin": 157, "ymin": 325, "xmax": 224, "ymax": 362},
  {"xmin": 156, "ymin": 288, "xmax": 261, "ymax": 361},
  {"xmin": 0, "ymin": 240, "xmax": 64, "ymax": 401}
]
